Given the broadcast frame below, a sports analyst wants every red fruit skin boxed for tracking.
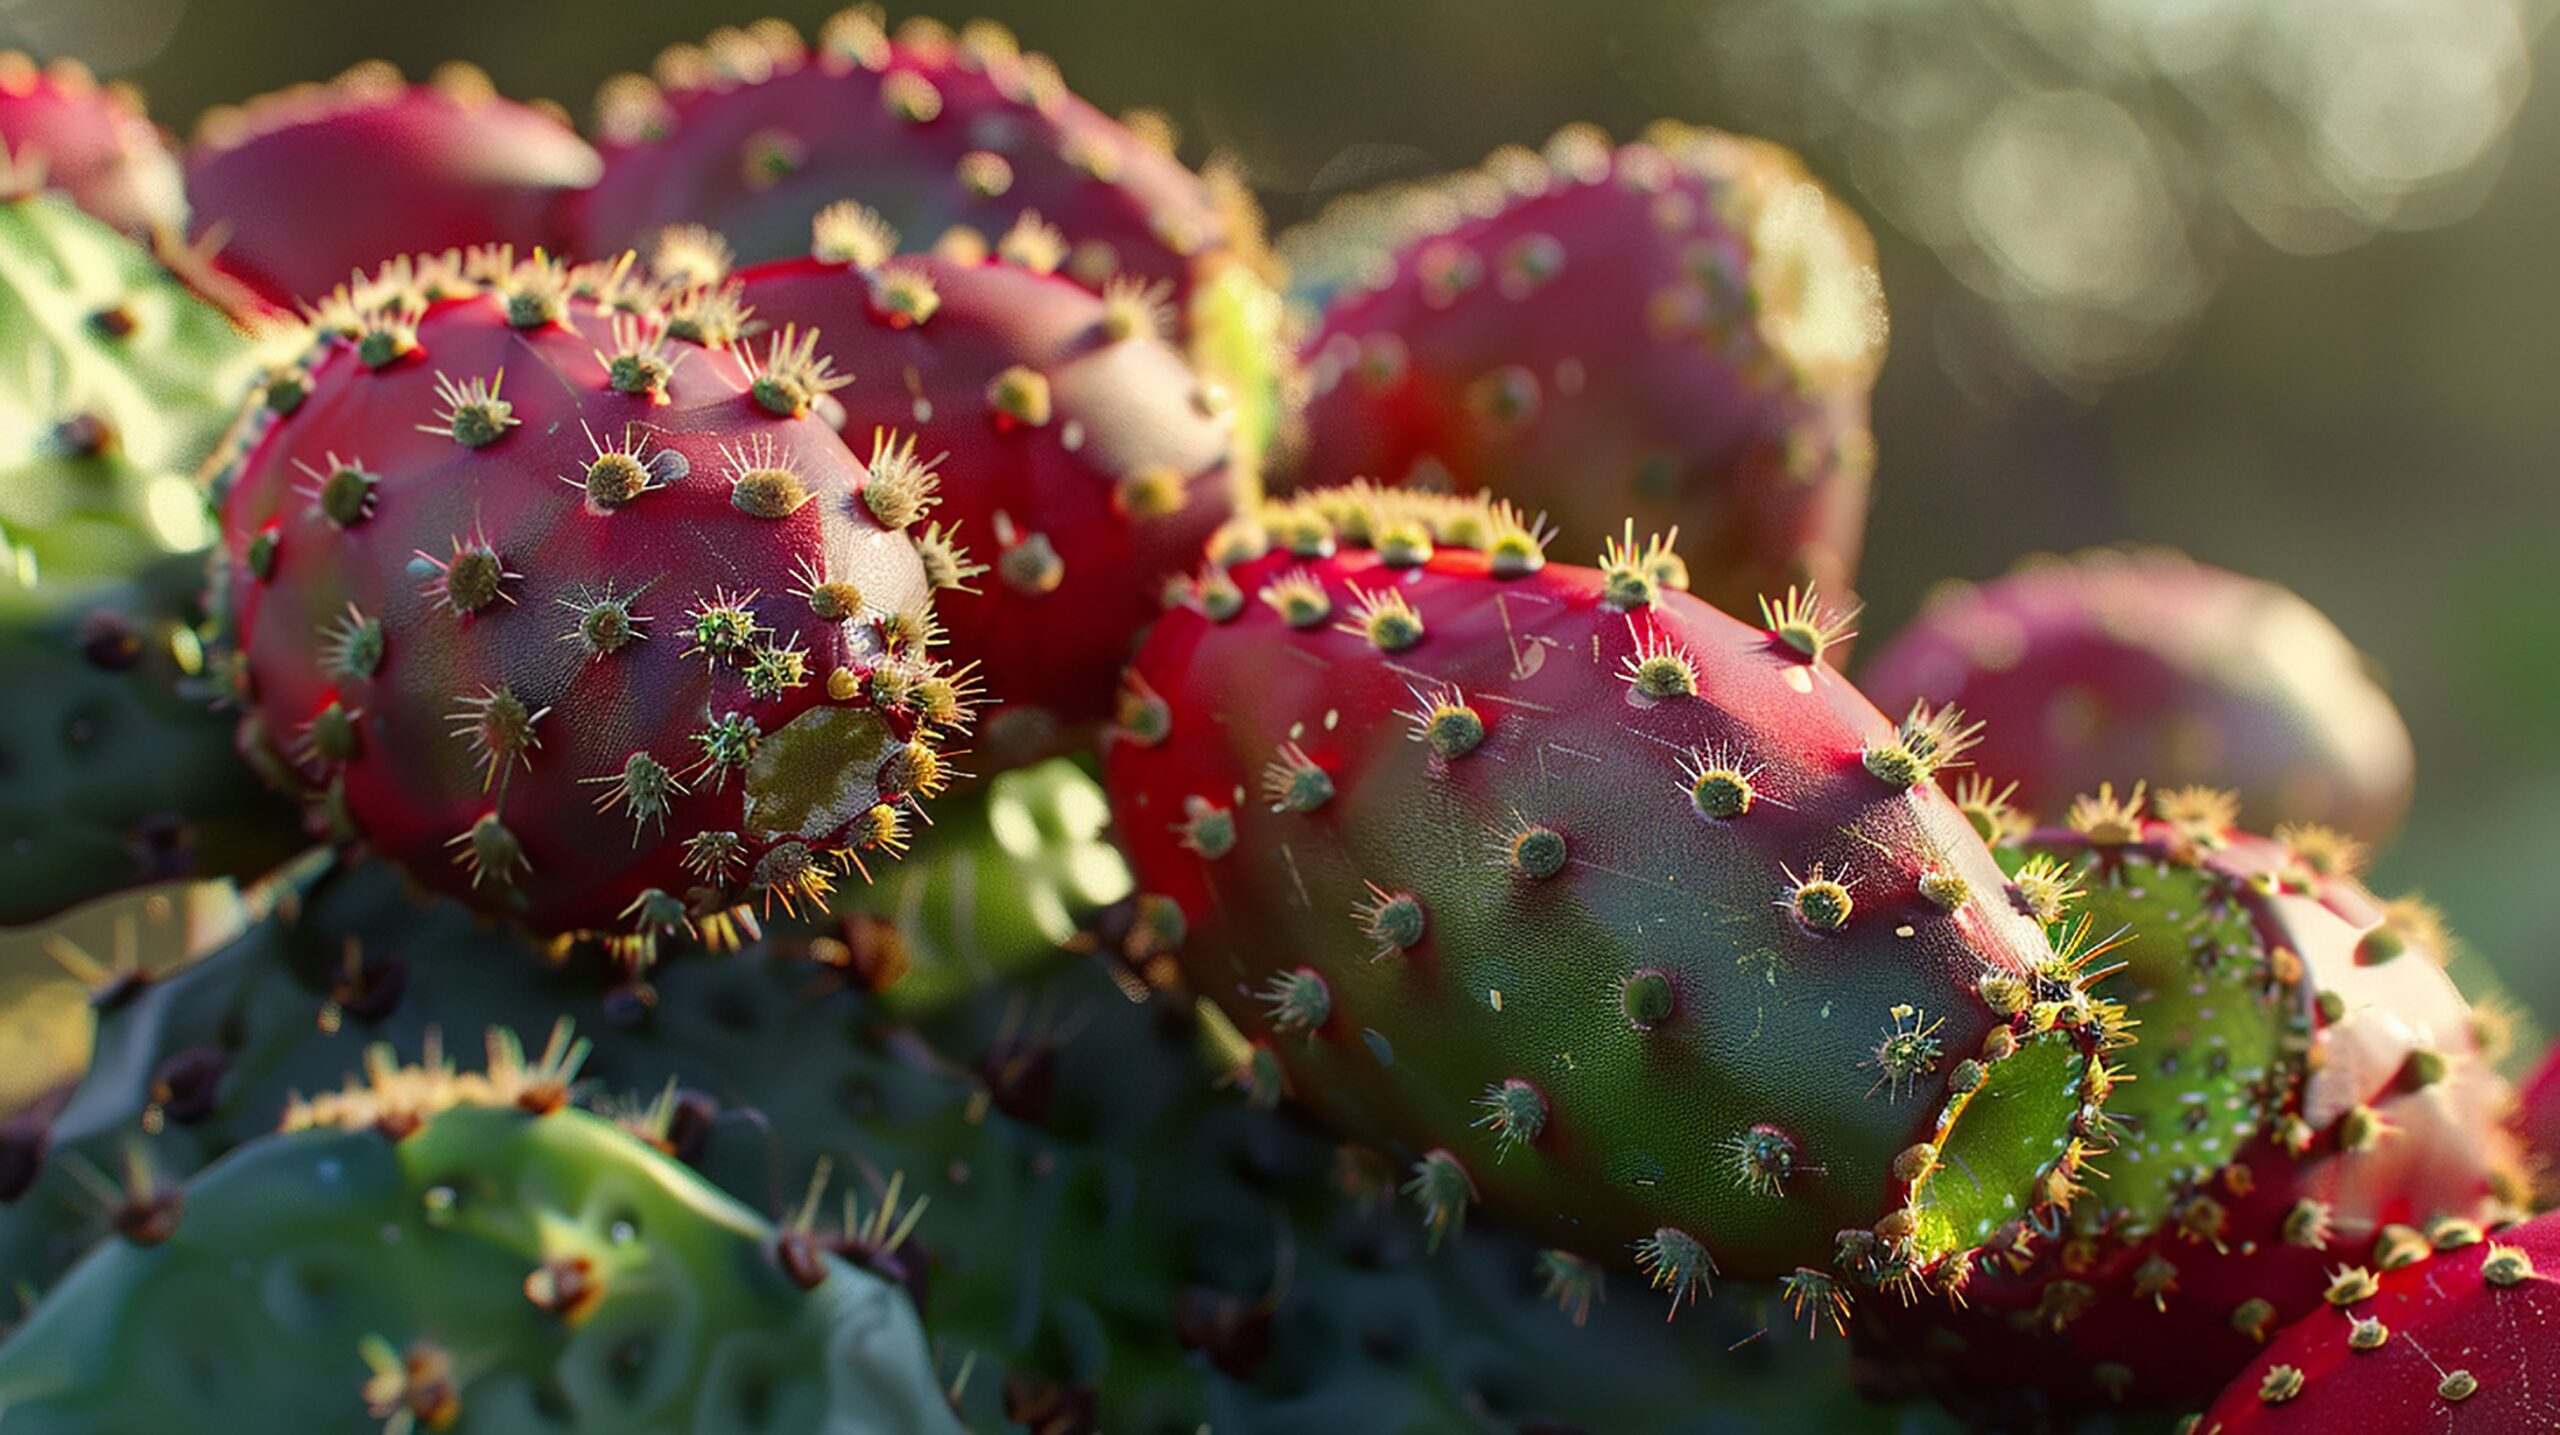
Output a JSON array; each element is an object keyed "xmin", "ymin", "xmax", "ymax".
[
  {"xmin": 2510, "ymin": 1037, "xmax": 2560, "ymax": 1205},
  {"xmin": 734, "ymin": 247, "xmax": 1247, "ymax": 769},
  {"xmin": 185, "ymin": 65, "xmax": 600, "ymax": 310},
  {"xmin": 1860, "ymin": 819, "xmax": 2516, "ymax": 1426},
  {"xmin": 571, "ymin": 13, "xmax": 1244, "ymax": 318},
  {"xmin": 215, "ymin": 253, "xmax": 960, "ymax": 939},
  {"xmin": 1101, "ymin": 493, "xmax": 2115, "ymax": 1289},
  {"xmin": 0, "ymin": 53, "xmax": 185, "ymax": 237},
  {"xmin": 1861, "ymin": 548, "xmax": 2416, "ymax": 844},
  {"xmin": 2192, "ymin": 1211, "xmax": 2560, "ymax": 1432},
  {"xmin": 1285, "ymin": 122, "xmax": 1886, "ymax": 624}
]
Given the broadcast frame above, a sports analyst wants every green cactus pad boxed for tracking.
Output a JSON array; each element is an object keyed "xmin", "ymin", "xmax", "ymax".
[
  {"xmin": 0, "ymin": 191, "xmax": 264, "ymax": 583},
  {"xmin": 0, "ymin": 1099, "xmax": 960, "ymax": 1433},
  {"xmin": 0, "ymin": 551, "xmax": 306, "ymax": 925}
]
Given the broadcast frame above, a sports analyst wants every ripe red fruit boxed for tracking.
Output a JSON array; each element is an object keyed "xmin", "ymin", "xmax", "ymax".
[
  {"xmin": 2191, "ymin": 1210, "xmax": 2560, "ymax": 1432},
  {"xmin": 724, "ymin": 205, "xmax": 1249, "ymax": 769},
  {"xmin": 212, "ymin": 248, "xmax": 972, "ymax": 945},
  {"xmin": 1285, "ymin": 122, "xmax": 1887, "ymax": 624},
  {"xmin": 1103, "ymin": 485, "xmax": 2121, "ymax": 1303},
  {"xmin": 185, "ymin": 63, "xmax": 600, "ymax": 311},
  {"xmin": 1862, "ymin": 548, "xmax": 2416, "ymax": 844},
  {"xmin": 0, "ymin": 51, "xmax": 185, "ymax": 237}
]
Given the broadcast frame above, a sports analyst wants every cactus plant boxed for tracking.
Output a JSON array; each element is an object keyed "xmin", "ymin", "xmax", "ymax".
[
  {"xmin": 0, "ymin": 850, "xmax": 1941, "ymax": 1434},
  {"xmin": 567, "ymin": 10, "xmax": 1286, "ymax": 465},
  {"xmin": 1858, "ymin": 789, "xmax": 2519, "ymax": 1423},
  {"xmin": 0, "ymin": 751, "xmax": 1116, "ymax": 1288},
  {"xmin": 0, "ymin": 52, "xmax": 185, "ymax": 238},
  {"xmin": 713, "ymin": 211, "xmax": 1251, "ymax": 769},
  {"xmin": 1100, "ymin": 484, "xmax": 2122, "ymax": 1300},
  {"xmin": 208, "ymin": 247, "xmax": 975, "ymax": 944},
  {"xmin": 1862, "ymin": 549, "xmax": 2417, "ymax": 845},
  {"xmin": 1284, "ymin": 122, "xmax": 1887, "ymax": 624},
  {"xmin": 0, "ymin": 187, "xmax": 264, "ymax": 582},
  {"xmin": 184, "ymin": 62, "xmax": 601, "ymax": 313},
  {"xmin": 0, "ymin": 1060, "xmax": 962, "ymax": 1434},
  {"xmin": 2186, "ymin": 1209, "xmax": 2560, "ymax": 1433},
  {"xmin": 0, "ymin": 552, "xmax": 305, "ymax": 926}
]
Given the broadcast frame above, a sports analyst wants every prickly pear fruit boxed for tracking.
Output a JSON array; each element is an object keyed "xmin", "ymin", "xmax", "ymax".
[
  {"xmin": 2508, "ymin": 1036, "xmax": 2560, "ymax": 1207},
  {"xmin": 1101, "ymin": 485, "xmax": 2121, "ymax": 1297},
  {"xmin": 0, "ymin": 553, "xmax": 304, "ymax": 926},
  {"xmin": 0, "ymin": 52, "xmax": 184, "ymax": 238},
  {"xmin": 0, "ymin": 1064, "xmax": 962, "ymax": 1434},
  {"xmin": 0, "ymin": 188, "xmax": 264, "ymax": 581},
  {"xmin": 2189, "ymin": 1209, "xmax": 2560, "ymax": 1433},
  {"xmin": 1284, "ymin": 122, "xmax": 1887, "ymax": 623},
  {"xmin": 210, "ymin": 248, "xmax": 973, "ymax": 943},
  {"xmin": 1862, "ymin": 548, "xmax": 2416, "ymax": 845},
  {"xmin": 718, "ymin": 215, "xmax": 1250, "ymax": 769},
  {"xmin": 568, "ymin": 11, "xmax": 1284, "ymax": 459},
  {"xmin": 184, "ymin": 62, "xmax": 600, "ymax": 311},
  {"xmin": 1859, "ymin": 789, "xmax": 2519, "ymax": 1420}
]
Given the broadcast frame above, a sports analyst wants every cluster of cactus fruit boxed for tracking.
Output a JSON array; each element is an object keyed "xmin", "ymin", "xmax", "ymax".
[{"xmin": 0, "ymin": 9, "xmax": 2527, "ymax": 1435}]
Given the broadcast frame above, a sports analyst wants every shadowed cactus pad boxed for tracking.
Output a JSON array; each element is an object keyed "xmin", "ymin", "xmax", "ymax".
[
  {"xmin": 0, "ymin": 1081, "xmax": 960, "ymax": 1434},
  {"xmin": 210, "ymin": 248, "xmax": 973, "ymax": 943},
  {"xmin": 1102, "ymin": 486, "xmax": 2121, "ymax": 1299},
  {"xmin": 0, "ymin": 553, "xmax": 303, "ymax": 925}
]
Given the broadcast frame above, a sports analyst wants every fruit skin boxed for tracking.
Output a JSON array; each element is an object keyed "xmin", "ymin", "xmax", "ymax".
[
  {"xmin": 1861, "ymin": 548, "xmax": 2416, "ymax": 845},
  {"xmin": 0, "ymin": 53, "xmax": 186, "ymax": 238},
  {"xmin": 184, "ymin": 62, "xmax": 601, "ymax": 311},
  {"xmin": 1102, "ymin": 486, "xmax": 2116, "ymax": 1293},
  {"xmin": 210, "ymin": 248, "xmax": 971, "ymax": 942},
  {"xmin": 2508, "ymin": 1036, "xmax": 2560, "ymax": 1207},
  {"xmin": 0, "ymin": 189, "xmax": 265, "ymax": 582},
  {"xmin": 0, "ymin": 1083, "xmax": 960, "ymax": 1433},
  {"xmin": 1858, "ymin": 794, "xmax": 2519, "ymax": 1425},
  {"xmin": 0, "ymin": 552, "xmax": 305, "ymax": 926},
  {"xmin": 0, "ymin": 853, "xmax": 1931, "ymax": 1434},
  {"xmin": 567, "ymin": 11, "xmax": 1286, "ymax": 464},
  {"xmin": 729, "ymin": 228, "xmax": 1251, "ymax": 770},
  {"xmin": 2189, "ymin": 1209, "xmax": 2560, "ymax": 1433},
  {"xmin": 1284, "ymin": 121, "xmax": 1887, "ymax": 624}
]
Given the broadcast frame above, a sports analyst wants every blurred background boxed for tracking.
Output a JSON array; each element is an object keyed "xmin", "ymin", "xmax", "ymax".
[{"xmin": 7, "ymin": 0, "xmax": 2556, "ymax": 1020}]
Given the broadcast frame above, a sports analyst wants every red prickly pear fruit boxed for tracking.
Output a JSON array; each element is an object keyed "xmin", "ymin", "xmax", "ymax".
[
  {"xmin": 210, "ymin": 248, "xmax": 975, "ymax": 947},
  {"xmin": 0, "ymin": 52, "xmax": 185, "ymax": 238},
  {"xmin": 2509, "ymin": 1037, "xmax": 2560, "ymax": 1207},
  {"xmin": 716, "ymin": 208, "xmax": 1252, "ymax": 771},
  {"xmin": 1858, "ymin": 792, "xmax": 2521, "ymax": 1421},
  {"xmin": 2189, "ymin": 1209, "xmax": 2560, "ymax": 1433},
  {"xmin": 184, "ymin": 62, "xmax": 600, "ymax": 311},
  {"xmin": 1283, "ymin": 122, "xmax": 1887, "ymax": 627},
  {"xmin": 1862, "ymin": 547, "xmax": 2416, "ymax": 845},
  {"xmin": 1102, "ymin": 485, "xmax": 2126, "ymax": 1298},
  {"xmin": 566, "ymin": 13, "xmax": 1273, "ymax": 376}
]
